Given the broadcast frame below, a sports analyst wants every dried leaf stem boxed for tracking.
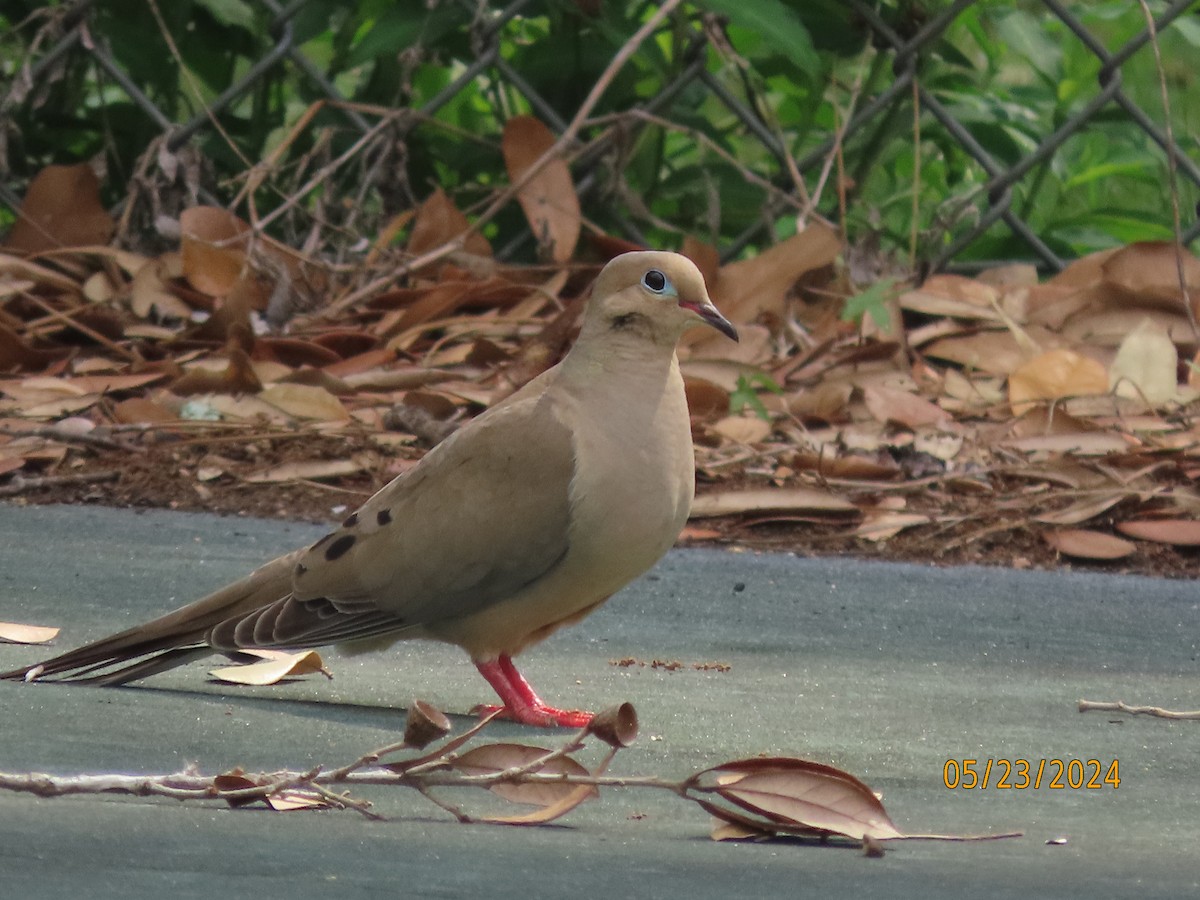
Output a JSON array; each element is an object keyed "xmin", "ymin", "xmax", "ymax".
[{"xmin": 0, "ymin": 700, "xmax": 1021, "ymax": 849}]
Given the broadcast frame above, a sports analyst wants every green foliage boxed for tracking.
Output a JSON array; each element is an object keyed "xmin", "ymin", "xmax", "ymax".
[
  {"xmin": 1, "ymin": 0, "xmax": 1193, "ymax": 264},
  {"xmin": 841, "ymin": 277, "xmax": 898, "ymax": 330},
  {"xmin": 730, "ymin": 372, "xmax": 785, "ymax": 421}
]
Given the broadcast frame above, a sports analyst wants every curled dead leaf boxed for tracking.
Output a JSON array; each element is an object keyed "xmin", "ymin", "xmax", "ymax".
[
  {"xmin": 689, "ymin": 757, "xmax": 905, "ymax": 842},
  {"xmin": 209, "ymin": 649, "xmax": 331, "ymax": 685}
]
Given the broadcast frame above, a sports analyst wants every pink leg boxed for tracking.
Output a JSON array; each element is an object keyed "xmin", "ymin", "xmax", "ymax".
[{"xmin": 473, "ymin": 654, "xmax": 593, "ymax": 728}]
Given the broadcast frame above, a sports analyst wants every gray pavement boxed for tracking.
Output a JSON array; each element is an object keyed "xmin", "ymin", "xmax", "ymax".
[{"xmin": 0, "ymin": 502, "xmax": 1197, "ymax": 899}]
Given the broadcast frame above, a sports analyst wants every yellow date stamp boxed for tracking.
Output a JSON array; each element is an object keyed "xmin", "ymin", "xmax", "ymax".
[{"xmin": 943, "ymin": 758, "xmax": 1120, "ymax": 790}]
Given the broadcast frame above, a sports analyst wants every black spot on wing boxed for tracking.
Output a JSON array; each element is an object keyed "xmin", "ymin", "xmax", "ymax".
[
  {"xmin": 295, "ymin": 562, "xmax": 308, "ymax": 577},
  {"xmin": 324, "ymin": 534, "xmax": 356, "ymax": 561},
  {"xmin": 376, "ymin": 508, "xmax": 392, "ymax": 526},
  {"xmin": 342, "ymin": 512, "xmax": 359, "ymax": 528}
]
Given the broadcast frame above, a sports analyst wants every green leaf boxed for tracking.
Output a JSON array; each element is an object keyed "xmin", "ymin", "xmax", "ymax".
[
  {"xmin": 194, "ymin": 0, "xmax": 256, "ymax": 30},
  {"xmin": 841, "ymin": 278, "xmax": 897, "ymax": 330},
  {"xmin": 697, "ymin": 0, "xmax": 820, "ymax": 80},
  {"xmin": 729, "ymin": 373, "xmax": 784, "ymax": 421}
]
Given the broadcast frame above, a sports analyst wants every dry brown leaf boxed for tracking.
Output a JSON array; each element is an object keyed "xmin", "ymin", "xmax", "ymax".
[
  {"xmin": 209, "ymin": 649, "xmax": 330, "ymax": 685},
  {"xmin": 862, "ymin": 385, "xmax": 953, "ymax": 430},
  {"xmin": 690, "ymin": 488, "xmax": 857, "ymax": 519},
  {"xmin": 0, "ymin": 622, "xmax": 60, "ymax": 644},
  {"xmin": 179, "ymin": 206, "xmax": 255, "ymax": 297},
  {"xmin": 0, "ymin": 322, "xmax": 73, "ymax": 373},
  {"xmin": 853, "ymin": 511, "xmax": 930, "ymax": 542},
  {"xmin": 695, "ymin": 757, "xmax": 904, "ymax": 842},
  {"xmin": 5, "ymin": 163, "xmax": 115, "ymax": 252},
  {"xmin": 1044, "ymin": 528, "xmax": 1136, "ymax": 560},
  {"xmin": 1060, "ymin": 307, "xmax": 1194, "ymax": 347},
  {"xmin": 1114, "ymin": 519, "xmax": 1200, "ymax": 546},
  {"xmin": 899, "ymin": 275, "xmax": 1002, "ymax": 322},
  {"xmin": 924, "ymin": 329, "xmax": 1061, "ymax": 376},
  {"xmin": 1034, "ymin": 492, "xmax": 1134, "ymax": 526},
  {"xmin": 709, "ymin": 223, "xmax": 841, "ymax": 328},
  {"xmin": 244, "ymin": 458, "xmax": 366, "ymax": 484},
  {"xmin": 408, "ymin": 188, "xmax": 492, "ymax": 259},
  {"xmin": 258, "ymin": 383, "xmax": 349, "ymax": 421},
  {"xmin": 111, "ymin": 396, "xmax": 179, "ymax": 424},
  {"xmin": 1108, "ymin": 318, "xmax": 1178, "ymax": 406},
  {"xmin": 130, "ymin": 255, "xmax": 191, "ymax": 319},
  {"xmin": 683, "ymin": 377, "xmax": 730, "ymax": 421},
  {"xmin": 681, "ymin": 236, "xmax": 720, "ymax": 292},
  {"xmin": 711, "ymin": 415, "xmax": 772, "ymax": 444},
  {"xmin": 171, "ymin": 348, "xmax": 263, "ymax": 396},
  {"xmin": 1100, "ymin": 241, "xmax": 1200, "ymax": 306},
  {"xmin": 501, "ymin": 116, "xmax": 580, "ymax": 263},
  {"xmin": 710, "ymin": 819, "xmax": 773, "ymax": 841},
  {"xmin": 451, "ymin": 743, "xmax": 597, "ymax": 807},
  {"xmin": 1008, "ymin": 348, "xmax": 1108, "ymax": 415}
]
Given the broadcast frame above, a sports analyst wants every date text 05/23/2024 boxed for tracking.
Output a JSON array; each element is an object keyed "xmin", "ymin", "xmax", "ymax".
[{"xmin": 943, "ymin": 758, "xmax": 1121, "ymax": 790}]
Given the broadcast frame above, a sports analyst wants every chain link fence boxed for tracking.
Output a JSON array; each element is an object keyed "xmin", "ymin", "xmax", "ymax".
[{"xmin": 3, "ymin": 0, "xmax": 1199, "ymax": 280}]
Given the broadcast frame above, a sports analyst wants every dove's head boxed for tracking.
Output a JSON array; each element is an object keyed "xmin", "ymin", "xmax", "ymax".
[{"xmin": 585, "ymin": 251, "xmax": 738, "ymax": 346}]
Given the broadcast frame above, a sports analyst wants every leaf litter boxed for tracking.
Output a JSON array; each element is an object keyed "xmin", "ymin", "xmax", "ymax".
[{"xmin": 3, "ymin": 155, "xmax": 1200, "ymax": 576}]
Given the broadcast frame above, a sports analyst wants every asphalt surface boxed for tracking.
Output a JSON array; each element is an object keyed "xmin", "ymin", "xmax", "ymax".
[{"xmin": 1, "ymin": 502, "xmax": 1197, "ymax": 899}]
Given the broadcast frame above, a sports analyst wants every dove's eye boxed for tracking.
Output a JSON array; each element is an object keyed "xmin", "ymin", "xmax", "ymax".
[{"xmin": 642, "ymin": 269, "xmax": 668, "ymax": 293}]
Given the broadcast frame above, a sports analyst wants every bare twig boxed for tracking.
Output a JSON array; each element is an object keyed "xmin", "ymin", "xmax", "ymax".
[
  {"xmin": 0, "ymin": 470, "xmax": 120, "ymax": 497},
  {"xmin": 1078, "ymin": 699, "xmax": 1200, "ymax": 720},
  {"xmin": 0, "ymin": 424, "xmax": 145, "ymax": 455}
]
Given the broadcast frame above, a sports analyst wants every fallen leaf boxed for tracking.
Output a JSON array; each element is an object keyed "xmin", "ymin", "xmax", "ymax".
[
  {"xmin": 1044, "ymin": 528, "xmax": 1136, "ymax": 560},
  {"xmin": 1108, "ymin": 318, "xmax": 1178, "ymax": 406},
  {"xmin": 5, "ymin": 163, "xmax": 114, "ymax": 252},
  {"xmin": 258, "ymin": 383, "xmax": 349, "ymax": 421},
  {"xmin": 710, "ymin": 819, "xmax": 773, "ymax": 841},
  {"xmin": 179, "ymin": 206, "xmax": 256, "ymax": 298},
  {"xmin": 690, "ymin": 488, "xmax": 858, "ymax": 519},
  {"xmin": 1114, "ymin": 519, "xmax": 1200, "ymax": 546},
  {"xmin": 1002, "ymin": 432, "xmax": 1130, "ymax": 455},
  {"xmin": 709, "ymin": 223, "xmax": 841, "ymax": 328},
  {"xmin": 451, "ymin": 743, "xmax": 597, "ymax": 807},
  {"xmin": 684, "ymin": 377, "xmax": 730, "ymax": 421},
  {"xmin": 1101, "ymin": 241, "xmax": 1200, "ymax": 306},
  {"xmin": 0, "ymin": 622, "xmax": 60, "ymax": 644},
  {"xmin": 1034, "ymin": 492, "xmax": 1134, "ymax": 526},
  {"xmin": 209, "ymin": 649, "xmax": 331, "ymax": 685},
  {"xmin": 244, "ymin": 458, "xmax": 366, "ymax": 484},
  {"xmin": 501, "ymin": 116, "xmax": 580, "ymax": 263},
  {"xmin": 853, "ymin": 511, "xmax": 930, "ymax": 541},
  {"xmin": 1008, "ymin": 349, "xmax": 1108, "ymax": 415},
  {"xmin": 711, "ymin": 415, "xmax": 772, "ymax": 444},
  {"xmin": 692, "ymin": 757, "xmax": 904, "ymax": 842},
  {"xmin": 862, "ymin": 385, "xmax": 953, "ymax": 430},
  {"xmin": 408, "ymin": 188, "xmax": 492, "ymax": 259}
]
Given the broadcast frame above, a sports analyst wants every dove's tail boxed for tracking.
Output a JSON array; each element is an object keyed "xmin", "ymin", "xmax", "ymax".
[{"xmin": 0, "ymin": 553, "xmax": 298, "ymax": 686}]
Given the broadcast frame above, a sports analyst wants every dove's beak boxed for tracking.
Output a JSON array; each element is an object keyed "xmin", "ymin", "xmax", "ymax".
[{"xmin": 681, "ymin": 299, "xmax": 739, "ymax": 342}]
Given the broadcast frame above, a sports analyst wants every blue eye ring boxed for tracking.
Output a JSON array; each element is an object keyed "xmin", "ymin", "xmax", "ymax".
[{"xmin": 642, "ymin": 269, "xmax": 668, "ymax": 293}]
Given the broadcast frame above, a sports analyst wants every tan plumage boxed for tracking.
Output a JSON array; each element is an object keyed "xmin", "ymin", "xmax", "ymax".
[{"xmin": 1, "ymin": 251, "xmax": 737, "ymax": 726}]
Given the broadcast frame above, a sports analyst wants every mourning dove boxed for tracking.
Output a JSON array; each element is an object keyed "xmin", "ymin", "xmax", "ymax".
[{"xmin": 2, "ymin": 251, "xmax": 737, "ymax": 727}]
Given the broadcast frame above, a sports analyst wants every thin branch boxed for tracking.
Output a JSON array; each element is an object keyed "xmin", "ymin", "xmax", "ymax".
[
  {"xmin": 1135, "ymin": 0, "xmax": 1196, "ymax": 337},
  {"xmin": 1078, "ymin": 699, "xmax": 1200, "ymax": 720}
]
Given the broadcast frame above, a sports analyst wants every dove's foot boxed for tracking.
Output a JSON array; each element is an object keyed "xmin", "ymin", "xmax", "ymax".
[{"xmin": 474, "ymin": 655, "xmax": 594, "ymax": 729}]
